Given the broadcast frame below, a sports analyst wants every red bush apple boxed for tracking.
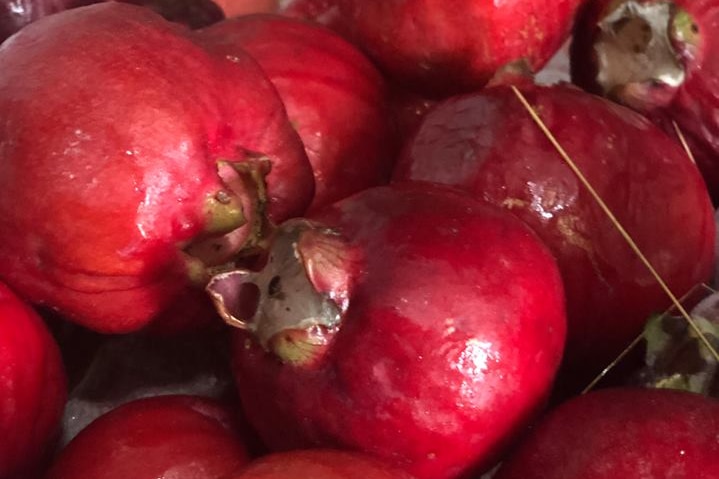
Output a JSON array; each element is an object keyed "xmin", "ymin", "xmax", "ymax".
[
  {"xmin": 200, "ymin": 14, "xmax": 396, "ymax": 212},
  {"xmin": 277, "ymin": 0, "xmax": 348, "ymax": 36},
  {"xmin": 393, "ymin": 82, "xmax": 716, "ymax": 384},
  {"xmin": 0, "ymin": 3, "xmax": 313, "ymax": 333},
  {"xmin": 208, "ymin": 182, "xmax": 567, "ymax": 479},
  {"xmin": 333, "ymin": 0, "xmax": 585, "ymax": 97},
  {"xmin": 226, "ymin": 449, "xmax": 416, "ymax": 479},
  {"xmin": 0, "ymin": 0, "xmax": 224, "ymax": 43},
  {"xmin": 570, "ymin": 0, "xmax": 719, "ymax": 201},
  {"xmin": 495, "ymin": 387, "xmax": 719, "ymax": 479},
  {"xmin": 45, "ymin": 395, "xmax": 251, "ymax": 479},
  {"xmin": 215, "ymin": 0, "xmax": 277, "ymax": 17},
  {"xmin": 0, "ymin": 282, "xmax": 66, "ymax": 479}
]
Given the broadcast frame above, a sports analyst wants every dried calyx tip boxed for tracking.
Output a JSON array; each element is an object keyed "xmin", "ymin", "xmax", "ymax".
[
  {"xmin": 594, "ymin": 1, "xmax": 695, "ymax": 109},
  {"xmin": 206, "ymin": 219, "xmax": 361, "ymax": 366}
]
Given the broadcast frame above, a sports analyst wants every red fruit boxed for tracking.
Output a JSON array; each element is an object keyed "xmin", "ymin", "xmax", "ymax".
[
  {"xmin": 393, "ymin": 83, "xmax": 715, "ymax": 383},
  {"xmin": 1, "ymin": 0, "xmax": 73, "ymax": 42},
  {"xmin": 0, "ymin": 282, "xmax": 67, "ymax": 479},
  {"xmin": 200, "ymin": 14, "xmax": 396, "ymax": 212},
  {"xmin": 215, "ymin": 0, "xmax": 277, "ymax": 17},
  {"xmin": 226, "ymin": 449, "xmax": 416, "ymax": 479},
  {"xmin": 495, "ymin": 388, "xmax": 719, "ymax": 479},
  {"xmin": 45, "ymin": 395, "xmax": 251, "ymax": 479},
  {"xmin": 0, "ymin": 3, "xmax": 313, "ymax": 333},
  {"xmin": 277, "ymin": 0, "xmax": 349, "ymax": 35},
  {"xmin": 0, "ymin": 0, "xmax": 224, "ymax": 42},
  {"xmin": 207, "ymin": 183, "xmax": 567, "ymax": 479},
  {"xmin": 570, "ymin": 0, "xmax": 719, "ymax": 202},
  {"xmin": 333, "ymin": 0, "xmax": 585, "ymax": 97}
]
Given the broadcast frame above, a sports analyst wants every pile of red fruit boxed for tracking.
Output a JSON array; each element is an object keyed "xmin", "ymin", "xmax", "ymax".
[{"xmin": 1, "ymin": 1, "xmax": 719, "ymax": 478}]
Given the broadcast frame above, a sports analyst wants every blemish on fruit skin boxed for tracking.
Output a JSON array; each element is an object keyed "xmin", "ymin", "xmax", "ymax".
[
  {"xmin": 501, "ymin": 198, "xmax": 528, "ymax": 210},
  {"xmin": 556, "ymin": 215, "xmax": 592, "ymax": 253}
]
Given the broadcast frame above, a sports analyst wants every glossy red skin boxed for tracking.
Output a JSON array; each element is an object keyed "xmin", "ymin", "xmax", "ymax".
[
  {"xmin": 495, "ymin": 388, "xmax": 719, "ymax": 479},
  {"xmin": 199, "ymin": 14, "xmax": 395, "ymax": 213},
  {"xmin": 46, "ymin": 395, "xmax": 250, "ymax": 479},
  {"xmin": 277, "ymin": 0, "xmax": 349, "ymax": 36},
  {"xmin": 393, "ymin": 83, "xmax": 716, "ymax": 382},
  {"xmin": 216, "ymin": 0, "xmax": 277, "ymax": 17},
  {"xmin": 0, "ymin": 3, "xmax": 312, "ymax": 333},
  {"xmin": 231, "ymin": 183, "xmax": 567, "ymax": 479},
  {"xmin": 0, "ymin": 0, "xmax": 222, "ymax": 42},
  {"xmin": 571, "ymin": 0, "xmax": 719, "ymax": 202},
  {"xmin": 0, "ymin": 282, "xmax": 67, "ymax": 479},
  {"xmin": 334, "ymin": 0, "xmax": 584, "ymax": 97},
  {"xmin": 227, "ymin": 450, "xmax": 416, "ymax": 479}
]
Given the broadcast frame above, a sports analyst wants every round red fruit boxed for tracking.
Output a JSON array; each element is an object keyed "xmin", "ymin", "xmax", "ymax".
[
  {"xmin": 393, "ymin": 82, "xmax": 715, "ymax": 383},
  {"xmin": 0, "ymin": 282, "xmax": 67, "ymax": 479},
  {"xmin": 199, "ymin": 14, "xmax": 396, "ymax": 212},
  {"xmin": 333, "ymin": 0, "xmax": 584, "ymax": 97},
  {"xmin": 570, "ymin": 0, "xmax": 719, "ymax": 202},
  {"xmin": 226, "ymin": 449, "xmax": 416, "ymax": 479},
  {"xmin": 208, "ymin": 182, "xmax": 567, "ymax": 479},
  {"xmin": 495, "ymin": 387, "xmax": 719, "ymax": 479},
  {"xmin": 45, "ymin": 395, "xmax": 251, "ymax": 479},
  {"xmin": 0, "ymin": 3, "xmax": 313, "ymax": 333}
]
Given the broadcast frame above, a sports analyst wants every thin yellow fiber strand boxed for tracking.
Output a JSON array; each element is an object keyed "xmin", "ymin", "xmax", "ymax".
[
  {"xmin": 673, "ymin": 121, "xmax": 697, "ymax": 165},
  {"xmin": 510, "ymin": 85, "xmax": 719, "ymax": 364}
]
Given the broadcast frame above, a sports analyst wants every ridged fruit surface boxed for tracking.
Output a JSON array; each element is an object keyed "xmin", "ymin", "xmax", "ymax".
[{"xmin": 0, "ymin": 3, "xmax": 312, "ymax": 333}]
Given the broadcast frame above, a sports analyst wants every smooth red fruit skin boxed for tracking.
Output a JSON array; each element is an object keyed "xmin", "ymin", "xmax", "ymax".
[
  {"xmin": 45, "ymin": 395, "xmax": 250, "ymax": 479},
  {"xmin": 393, "ymin": 83, "xmax": 716, "ymax": 382},
  {"xmin": 277, "ymin": 0, "xmax": 349, "ymax": 36},
  {"xmin": 0, "ymin": 282, "xmax": 67, "ymax": 479},
  {"xmin": 495, "ymin": 388, "xmax": 719, "ymax": 479},
  {"xmin": 0, "ymin": 3, "xmax": 312, "ymax": 333},
  {"xmin": 0, "ymin": 0, "xmax": 223, "ymax": 43},
  {"xmin": 215, "ymin": 0, "xmax": 277, "ymax": 17},
  {"xmin": 200, "ymin": 14, "xmax": 396, "ymax": 212},
  {"xmin": 334, "ymin": 0, "xmax": 585, "ymax": 97},
  {"xmin": 230, "ymin": 183, "xmax": 567, "ymax": 479},
  {"xmin": 226, "ymin": 449, "xmax": 416, "ymax": 479},
  {"xmin": 571, "ymin": 0, "xmax": 719, "ymax": 202}
]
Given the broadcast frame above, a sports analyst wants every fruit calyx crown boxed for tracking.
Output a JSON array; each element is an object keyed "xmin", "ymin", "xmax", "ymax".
[
  {"xmin": 206, "ymin": 218, "xmax": 361, "ymax": 367},
  {"xmin": 594, "ymin": 0, "xmax": 699, "ymax": 111}
]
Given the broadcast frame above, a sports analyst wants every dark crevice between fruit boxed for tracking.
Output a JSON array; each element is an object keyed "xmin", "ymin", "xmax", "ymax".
[
  {"xmin": 594, "ymin": 1, "xmax": 694, "ymax": 111},
  {"xmin": 206, "ymin": 219, "xmax": 362, "ymax": 367},
  {"xmin": 182, "ymin": 156, "xmax": 273, "ymax": 286}
]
